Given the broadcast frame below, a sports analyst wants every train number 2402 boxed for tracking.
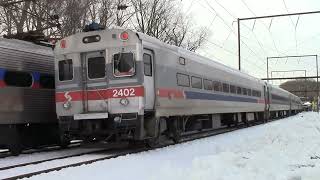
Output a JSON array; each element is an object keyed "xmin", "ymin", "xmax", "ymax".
[{"xmin": 112, "ymin": 88, "xmax": 135, "ymax": 97}]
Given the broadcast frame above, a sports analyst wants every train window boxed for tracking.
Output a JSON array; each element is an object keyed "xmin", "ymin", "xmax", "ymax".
[
  {"xmin": 191, "ymin": 76, "xmax": 202, "ymax": 89},
  {"xmin": 40, "ymin": 74, "xmax": 55, "ymax": 89},
  {"xmin": 4, "ymin": 71, "xmax": 32, "ymax": 87},
  {"xmin": 177, "ymin": 73, "xmax": 190, "ymax": 87},
  {"xmin": 213, "ymin": 81, "xmax": 222, "ymax": 92},
  {"xmin": 242, "ymin": 88, "xmax": 247, "ymax": 95},
  {"xmin": 222, "ymin": 83, "xmax": 229, "ymax": 93},
  {"xmin": 143, "ymin": 54, "xmax": 152, "ymax": 76},
  {"xmin": 237, "ymin": 86, "xmax": 242, "ymax": 95},
  {"xmin": 257, "ymin": 91, "xmax": 261, "ymax": 97},
  {"xmin": 58, "ymin": 59, "xmax": 73, "ymax": 81},
  {"xmin": 113, "ymin": 52, "xmax": 135, "ymax": 77},
  {"xmin": 247, "ymin": 89, "xmax": 252, "ymax": 96},
  {"xmin": 252, "ymin": 90, "xmax": 257, "ymax": 97},
  {"xmin": 88, "ymin": 57, "xmax": 105, "ymax": 79},
  {"xmin": 230, "ymin": 85, "xmax": 236, "ymax": 94},
  {"xmin": 203, "ymin": 79, "xmax": 212, "ymax": 90}
]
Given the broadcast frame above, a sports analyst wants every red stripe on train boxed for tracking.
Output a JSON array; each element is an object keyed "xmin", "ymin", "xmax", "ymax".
[
  {"xmin": 257, "ymin": 99, "xmax": 270, "ymax": 104},
  {"xmin": 56, "ymin": 86, "xmax": 144, "ymax": 102},
  {"xmin": 0, "ymin": 80, "xmax": 6, "ymax": 88},
  {"xmin": 157, "ymin": 88, "xmax": 185, "ymax": 99}
]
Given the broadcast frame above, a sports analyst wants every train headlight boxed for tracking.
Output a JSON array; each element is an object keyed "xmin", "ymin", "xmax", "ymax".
[
  {"xmin": 119, "ymin": 98, "xmax": 129, "ymax": 106},
  {"xmin": 114, "ymin": 116, "xmax": 122, "ymax": 123},
  {"xmin": 63, "ymin": 101, "xmax": 71, "ymax": 109}
]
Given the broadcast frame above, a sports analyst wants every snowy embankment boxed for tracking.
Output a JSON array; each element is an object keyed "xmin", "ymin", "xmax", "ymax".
[{"xmin": 31, "ymin": 112, "xmax": 320, "ymax": 180}]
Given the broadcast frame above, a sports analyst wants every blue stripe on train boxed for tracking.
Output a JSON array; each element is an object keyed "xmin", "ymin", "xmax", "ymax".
[
  {"xmin": 32, "ymin": 72, "xmax": 40, "ymax": 82},
  {"xmin": 0, "ymin": 68, "xmax": 6, "ymax": 80},
  {"xmin": 184, "ymin": 91, "xmax": 258, "ymax": 103}
]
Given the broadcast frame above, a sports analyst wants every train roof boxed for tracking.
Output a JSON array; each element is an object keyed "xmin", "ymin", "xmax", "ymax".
[
  {"xmin": 136, "ymin": 31, "xmax": 265, "ymax": 85},
  {"xmin": 0, "ymin": 38, "xmax": 53, "ymax": 56},
  {"xmin": 136, "ymin": 31, "xmax": 300, "ymax": 100}
]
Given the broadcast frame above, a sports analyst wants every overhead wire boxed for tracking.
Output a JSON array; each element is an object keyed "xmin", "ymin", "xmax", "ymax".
[
  {"xmin": 241, "ymin": 0, "xmax": 282, "ymax": 57},
  {"xmin": 200, "ymin": 0, "xmax": 269, "ymax": 70},
  {"xmin": 282, "ymin": 0, "xmax": 299, "ymax": 62},
  {"xmin": 203, "ymin": 0, "xmax": 274, "ymax": 77},
  {"xmin": 212, "ymin": 0, "xmax": 270, "ymax": 64},
  {"xmin": 204, "ymin": 38, "xmax": 268, "ymax": 74}
]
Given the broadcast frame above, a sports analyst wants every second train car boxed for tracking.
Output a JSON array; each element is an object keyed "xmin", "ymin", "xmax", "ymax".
[{"xmin": 0, "ymin": 38, "xmax": 58, "ymax": 154}]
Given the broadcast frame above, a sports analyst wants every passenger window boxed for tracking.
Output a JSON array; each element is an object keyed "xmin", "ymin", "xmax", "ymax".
[
  {"xmin": 203, "ymin": 79, "xmax": 212, "ymax": 90},
  {"xmin": 191, "ymin": 76, "xmax": 202, "ymax": 89},
  {"xmin": 247, "ymin": 89, "xmax": 252, "ymax": 96},
  {"xmin": 40, "ymin": 74, "xmax": 55, "ymax": 89},
  {"xmin": 113, "ymin": 52, "xmax": 135, "ymax": 76},
  {"xmin": 230, "ymin": 85, "xmax": 236, "ymax": 94},
  {"xmin": 177, "ymin": 73, "xmax": 190, "ymax": 87},
  {"xmin": 213, "ymin": 81, "xmax": 222, "ymax": 92},
  {"xmin": 143, "ymin": 54, "xmax": 152, "ymax": 76},
  {"xmin": 4, "ymin": 71, "xmax": 32, "ymax": 87},
  {"xmin": 252, "ymin": 90, "xmax": 257, "ymax": 97},
  {"xmin": 242, "ymin": 88, "xmax": 247, "ymax": 95},
  {"xmin": 237, "ymin": 86, "xmax": 242, "ymax": 94},
  {"xmin": 257, "ymin": 91, "xmax": 261, "ymax": 97},
  {"xmin": 222, "ymin": 83, "xmax": 229, "ymax": 93},
  {"xmin": 58, "ymin": 59, "xmax": 73, "ymax": 81},
  {"xmin": 88, "ymin": 57, "xmax": 105, "ymax": 79}
]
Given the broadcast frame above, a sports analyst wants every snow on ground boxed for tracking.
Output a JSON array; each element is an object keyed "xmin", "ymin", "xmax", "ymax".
[
  {"xmin": 0, "ymin": 147, "xmax": 104, "ymax": 168},
  {"xmin": 30, "ymin": 112, "xmax": 320, "ymax": 180}
]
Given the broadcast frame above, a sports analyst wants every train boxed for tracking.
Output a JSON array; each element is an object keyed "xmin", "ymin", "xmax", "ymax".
[
  {"xmin": 54, "ymin": 28, "xmax": 303, "ymax": 146},
  {"xmin": 0, "ymin": 38, "xmax": 58, "ymax": 155}
]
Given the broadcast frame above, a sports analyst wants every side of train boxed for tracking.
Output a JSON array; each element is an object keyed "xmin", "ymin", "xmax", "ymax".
[
  {"xmin": 55, "ymin": 29, "xmax": 302, "ymax": 144},
  {"xmin": 0, "ymin": 38, "xmax": 58, "ymax": 154}
]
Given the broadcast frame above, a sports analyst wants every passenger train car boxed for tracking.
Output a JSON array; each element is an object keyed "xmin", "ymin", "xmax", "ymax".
[
  {"xmin": 0, "ymin": 38, "xmax": 58, "ymax": 154},
  {"xmin": 55, "ymin": 28, "xmax": 302, "ymax": 145}
]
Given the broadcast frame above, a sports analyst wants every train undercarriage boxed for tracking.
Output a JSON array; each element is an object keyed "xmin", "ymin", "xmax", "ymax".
[
  {"xmin": 0, "ymin": 123, "xmax": 60, "ymax": 155},
  {"xmin": 59, "ymin": 109, "xmax": 301, "ymax": 148}
]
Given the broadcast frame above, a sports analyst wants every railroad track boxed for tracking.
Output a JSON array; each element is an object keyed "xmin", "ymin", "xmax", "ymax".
[
  {"xmin": 0, "ymin": 141, "xmax": 82, "ymax": 159},
  {"xmin": 0, "ymin": 147, "xmax": 114, "ymax": 171},
  {"xmin": 1, "ymin": 117, "xmax": 284, "ymax": 180}
]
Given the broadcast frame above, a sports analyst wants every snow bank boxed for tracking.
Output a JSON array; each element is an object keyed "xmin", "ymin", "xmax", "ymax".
[{"xmin": 30, "ymin": 112, "xmax": 320, "ymax": 180}]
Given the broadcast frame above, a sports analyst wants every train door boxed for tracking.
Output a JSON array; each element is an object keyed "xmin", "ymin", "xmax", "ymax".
[
  {"xmin": 264, "ymin": 84, "xmax": 270, "ymax": 119},
  {"xmin": 143, "ymin": 49, "xmax": 155, "ymax": 110},
  {"xmin": 81, "ymin": 51, "xmax": 107, "ymax": 112}
]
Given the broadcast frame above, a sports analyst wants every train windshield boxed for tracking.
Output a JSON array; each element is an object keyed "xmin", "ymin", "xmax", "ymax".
[
  {"xmin": 59, "ymin": 59, "xmax": 73, "ymax": 81},
  {"xmin": 113, "ymin": 52, "xmax": 135, "ymax": 77}
]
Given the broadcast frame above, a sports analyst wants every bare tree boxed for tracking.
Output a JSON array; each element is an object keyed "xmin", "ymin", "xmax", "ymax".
[
  {"xmin": 130, "ymin": 0, "xmax": 208, "ymax": 51},
  {"xmin": 0, "ymin": 0, "xmax": 209, "ymax": 51}
]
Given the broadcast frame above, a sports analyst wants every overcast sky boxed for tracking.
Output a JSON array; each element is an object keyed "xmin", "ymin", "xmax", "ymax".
[{"xmin": 181, "ymin": 0, "xmax": 320, "ymax": 84}]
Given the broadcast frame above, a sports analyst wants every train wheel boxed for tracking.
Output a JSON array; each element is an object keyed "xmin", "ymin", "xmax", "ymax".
[
  {"xmin": 172, "ymin": 132, "xmax": 181, "ymax": 143},
  {"xmin": 59, "ymin": 136, "xmax": 70, "ymax": 148},
  {"xmin": 146, "ymin": 137, "xmax": 160, "ymax": 148},
  {"xmin": 9, "ymin": 144, "xmax": 22, "ymax": 156}
]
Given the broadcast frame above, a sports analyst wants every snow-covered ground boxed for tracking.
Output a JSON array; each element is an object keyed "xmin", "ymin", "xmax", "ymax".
[{"xmin": 30, "ymin": 112, "xmax": 320, "ymax": 180}]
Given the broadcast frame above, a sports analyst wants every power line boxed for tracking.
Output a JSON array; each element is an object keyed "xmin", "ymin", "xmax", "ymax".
[
  {"xmin": 212, "ymin": 0, "xmax": 270, "ymax": 59},
  {"xmin": 200, "ymin": 0, "xmax": 268, "ymax": 66},
  {"xmin": 204, "ymin": 39, "xmax": 267, "ymax": 74},
  {"xmin": 282, "ymin": 0, "xmax": 299, "ymax": 55},
  {"xmin": 241, "ymin": 0, "xmax": 282, "ymax": 57}
]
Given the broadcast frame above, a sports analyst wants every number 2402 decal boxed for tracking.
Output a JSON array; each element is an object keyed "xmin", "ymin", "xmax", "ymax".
[{"xmin": 112, "ymin": 88, "xmax": 135, "ymax": 97}]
